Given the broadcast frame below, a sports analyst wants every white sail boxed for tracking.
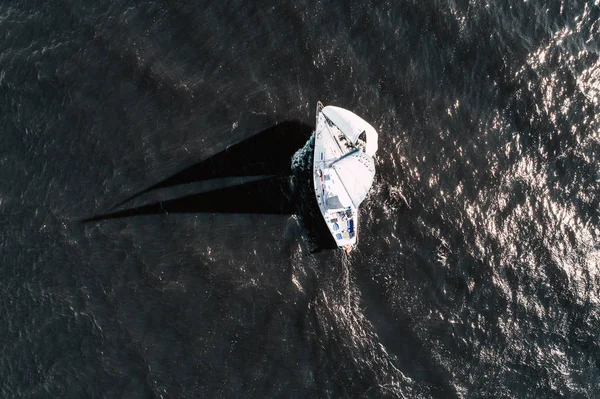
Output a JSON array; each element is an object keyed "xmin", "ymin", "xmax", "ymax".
[
  {"xmin": 322, "ymin": 106, "xmax": 378, "ymax": 156},
  {"xmin": 331, "ymin": 150, "xmax": 376, "ymax": 208}
]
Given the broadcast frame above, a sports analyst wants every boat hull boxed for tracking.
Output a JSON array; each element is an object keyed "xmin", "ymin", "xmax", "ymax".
[{"xmin": 312, "ymin": 102, "xmax": 360, "ymax": 250}]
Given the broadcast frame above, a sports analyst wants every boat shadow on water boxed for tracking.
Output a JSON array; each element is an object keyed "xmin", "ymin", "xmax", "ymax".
[{"xmin": 82, "ymin": 120, "xmax": 337, "ymax": 251}]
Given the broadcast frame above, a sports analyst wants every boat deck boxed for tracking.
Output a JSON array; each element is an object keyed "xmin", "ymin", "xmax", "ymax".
[{"xmin": 313, "ymin": 111, "xmax": 358, "ymax": 249}]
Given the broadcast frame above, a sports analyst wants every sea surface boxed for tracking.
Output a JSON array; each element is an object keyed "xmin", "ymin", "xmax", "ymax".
[{"xmin": 1, "ymin": 0, "xmax": 600, "ymax": 397}]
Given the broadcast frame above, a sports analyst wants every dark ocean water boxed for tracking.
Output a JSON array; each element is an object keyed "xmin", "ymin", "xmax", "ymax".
[{"xmin": 2, "ymin": 0, "xmax": 600, "ymax": 397}]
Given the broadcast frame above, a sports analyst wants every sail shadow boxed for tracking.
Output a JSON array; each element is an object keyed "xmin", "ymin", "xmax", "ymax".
[
  {"xmin": 112, "ymin": 120, "xmax": 313, "ymax": 209},
  {"xmin": 84, "ymin": 119, "xmax": 340, "ymax": 252},
  {"xmin": 83, "ymin": 176, "xmax": 297, "ymax": 223}
]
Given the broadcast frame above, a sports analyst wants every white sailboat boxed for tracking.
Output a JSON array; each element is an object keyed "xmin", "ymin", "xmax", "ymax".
[{"xmin": 312, "ymin": 102, "xmax": 378, "ymax": 252}]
